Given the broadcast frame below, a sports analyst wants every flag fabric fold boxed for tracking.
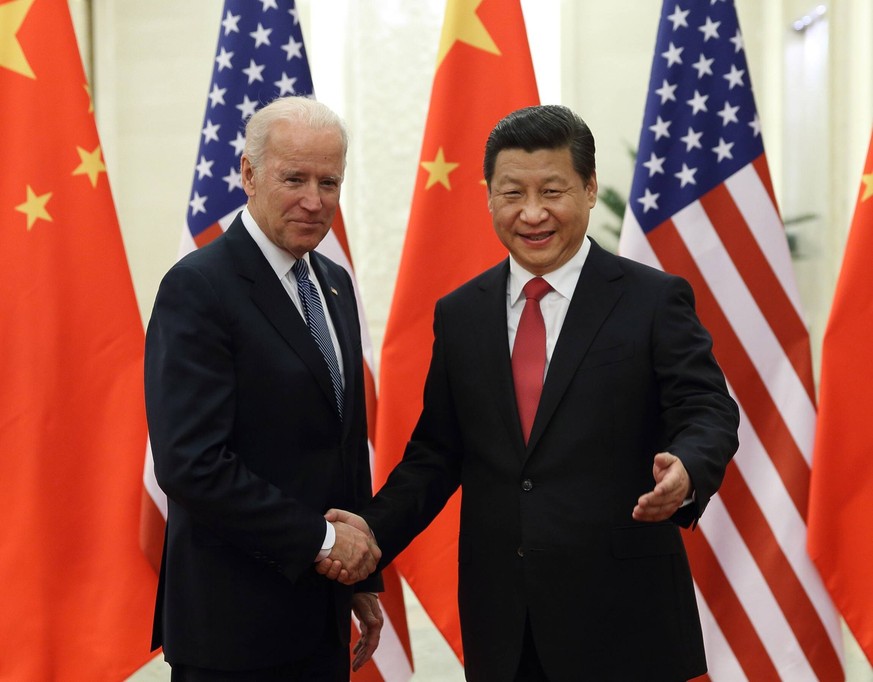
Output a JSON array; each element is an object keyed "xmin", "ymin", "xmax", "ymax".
[
  {"xmin": 0, "ymin": 0, "xmax": 156, "ymax": 679},
  {"xmin": 138, "ymin": 1, "xmax": 413, "ymax": 678},
  {"xmin": 619, "ymin": 1, "xmax": 844, "ymax": 679},
  {"xmin": 375, "ymin": 0, "xmax": 538, "ymax": 662},
  {"xmin": 808, "ymin": 129, "xmax": 873, "ymax": 668}
]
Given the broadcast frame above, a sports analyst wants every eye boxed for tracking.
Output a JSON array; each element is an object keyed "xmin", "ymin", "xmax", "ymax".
[{"xmin": 542, "ymin": 188, "xmax": 562, "ymax": 197}]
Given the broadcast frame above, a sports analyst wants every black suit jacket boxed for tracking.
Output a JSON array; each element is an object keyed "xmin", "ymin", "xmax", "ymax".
[
  {"xmin": 366, "ymin": 240, "xmax": 739, "ymax": 682},
  {"xmin": 145, "ymin": 215, "xmax": 379, "ymax": 670}
]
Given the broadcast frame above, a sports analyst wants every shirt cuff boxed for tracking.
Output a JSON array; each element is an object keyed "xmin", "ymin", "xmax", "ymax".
[
  {"xmin": 679, "ymin": 489, "xmax": 697, "ymax": 508},
  {"xmin": 315, "ymin": 520, "xmax": 335, "ymax": 562}
]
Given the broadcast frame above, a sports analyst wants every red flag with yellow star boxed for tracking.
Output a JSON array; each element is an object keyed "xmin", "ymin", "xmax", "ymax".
[
  {"xmin": 808, "ymin": 129, "xmax": 873, "ymax": 668},
  {"xmin": 0, "ymin": 0, "xmax": 157, "ymax": 679},
  {"xmin": 375, "ymin": 0, "xmax": 538, "ymax": 662}
]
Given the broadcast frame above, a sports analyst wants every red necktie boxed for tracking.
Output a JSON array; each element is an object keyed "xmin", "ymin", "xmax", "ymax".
[{"xmin": 512, "ymin": 277, "xmax": 552, "ymax": 443}]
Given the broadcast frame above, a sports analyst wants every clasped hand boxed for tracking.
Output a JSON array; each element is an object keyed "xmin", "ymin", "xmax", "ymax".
[{"xmin": 318, "ymin": 509, "xmax": 380, "ymax": 585}]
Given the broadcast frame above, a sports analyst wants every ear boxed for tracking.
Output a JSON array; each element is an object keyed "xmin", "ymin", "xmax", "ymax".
[
  {"xmin": 586, "ymin": 172, "xmax": 598, "ymax": 207},
  {"xmin": 479, "ymin": 178, "xmax": 494, "ymax": 213},
  {"xmin": 240, "ymin": 156, "xmax": 256, "ymax": 197}
]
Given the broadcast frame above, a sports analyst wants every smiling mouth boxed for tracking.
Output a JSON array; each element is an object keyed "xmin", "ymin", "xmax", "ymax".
[{"xmin": 521, "ymin": 232, "xmax": 553, "ymax": 242}]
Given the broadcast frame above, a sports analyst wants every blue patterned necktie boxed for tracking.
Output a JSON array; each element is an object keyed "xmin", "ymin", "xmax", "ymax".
[{"xmin": 292, "ymin": 258, "xmax": 343, "ymax": 419}]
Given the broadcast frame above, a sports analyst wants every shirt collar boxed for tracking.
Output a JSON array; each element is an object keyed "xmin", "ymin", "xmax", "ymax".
[
  {"xmin": 508, "ymin": 236, "xmax": 591, "ymax": 305},
  {"xmin": 240, "ymin": 206, "xmax": 308, "ymax": 279}
]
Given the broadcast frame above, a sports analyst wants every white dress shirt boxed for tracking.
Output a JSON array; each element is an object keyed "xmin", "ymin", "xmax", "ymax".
[{"xmin": 506, "ymin": 236, "xmax": 592, "ymax": 378}]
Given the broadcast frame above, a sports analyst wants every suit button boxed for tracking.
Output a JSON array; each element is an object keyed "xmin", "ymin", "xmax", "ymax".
[
  {"xmin": 521, "ymin": 479, "xmax": 533, "ymax": 492},
  {"xmin": 517, "ymin": 547, "xmax": 525, "ymax": 557}
]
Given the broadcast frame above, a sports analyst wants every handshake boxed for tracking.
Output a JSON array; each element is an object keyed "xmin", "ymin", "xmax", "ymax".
[{"xmin": 317, "ymin": 508, "xmax": 381, "ymax": 585}]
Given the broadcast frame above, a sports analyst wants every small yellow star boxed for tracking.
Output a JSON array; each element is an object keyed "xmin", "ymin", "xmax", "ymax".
[
  {"xmin": 72, "ymin": 145, "xmax": 107, "ymax": 187},
  {"xmin": 15, "ymin": 185, "xmax": 53, "ymax": 230},
  {"xmin": 436, "ymin": 0, "xmax": 500, "ymax": 68},
  {"xmin": 861, "ymin": 171, "xmax": 873, "ymax": 202},
  {"xmin": 0, "ymin": 0, "xmax": 36, "ymax": 79},
  {"xmin": 421, "ymin": 147, "xmax": 460, "ymax": 190}
]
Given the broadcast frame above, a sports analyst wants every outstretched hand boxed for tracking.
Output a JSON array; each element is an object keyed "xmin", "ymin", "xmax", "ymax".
[
  {"xmin": 632, "ymin": 452, "xmax": 692, "ymax": 522},
  {"xmin": 316, "ymin": 509, "xmax": 380, "ymax": 584}
]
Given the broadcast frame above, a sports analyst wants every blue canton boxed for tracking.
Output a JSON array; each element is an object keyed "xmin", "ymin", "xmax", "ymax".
[
  {"xmin": 187, "ymin": 0, "xmax": 314, "ymax": 242},
  {"xmin": 628, "ymin": 0, "xmax": 764, "ymax": 233}
]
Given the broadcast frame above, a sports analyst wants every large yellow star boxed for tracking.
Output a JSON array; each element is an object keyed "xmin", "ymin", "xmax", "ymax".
[
  {"xmin": 436, "ymin": 0, "xmax": 500, "ymax": 68},
  {"xmin": 421, "ymin": 147, "xmax": 460, "ymax": 190},
  {"xmin": 72, "ymin": 145, "xmax": 107, "ymax": 187},
  {"xmin": 0, "ymin": 0, "xmax": 36, "ymax": 79},
  {"xmin": 861, "ymin": 171, "xmax": 873, "ymax": 202},
  {"xmin": 15, "ymin": 185, "xmax": 52, "ymax": 230}
]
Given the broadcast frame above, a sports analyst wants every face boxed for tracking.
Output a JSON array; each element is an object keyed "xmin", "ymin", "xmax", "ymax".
[
  {"xmin": 241, "ymin": 120, "xmax": 345, "ymax": 258},
  {"xmin": 488, "ymin": 146, "xmax": 597, "ymax": 275}
]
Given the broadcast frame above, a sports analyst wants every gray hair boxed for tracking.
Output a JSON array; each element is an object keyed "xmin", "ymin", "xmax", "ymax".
[{"xmin": 243, "ymin": 96, "xmax": 349, "ymax": 171}]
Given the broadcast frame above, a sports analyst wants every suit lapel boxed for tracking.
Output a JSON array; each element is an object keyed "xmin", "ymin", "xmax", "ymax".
[
  {"xmin": 526, "ymin": 241, "xmax": 624, "ymax": 453},
  {"xmin": 224, "ymin": 219, "xmax": 339, "ymax": 416},
  {"xmin": 473, "ymin": 261, "xmax": 528, "ymax": 450}
]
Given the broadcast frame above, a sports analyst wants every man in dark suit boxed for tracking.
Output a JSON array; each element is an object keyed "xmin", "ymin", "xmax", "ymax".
[
  {"xmin": 145, "ymin": 96, "xmax": 383, "ymax": 681},
  {"xmin": 323, "ymin": 105, "xmax": 739, "ymax": 681}
]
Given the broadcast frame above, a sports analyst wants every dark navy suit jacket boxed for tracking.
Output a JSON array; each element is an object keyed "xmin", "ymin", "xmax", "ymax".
[
  {"xmin": 366, "ymin": 240, "xmax": 739, "ymax": 682},
  {"xmin": 145, "ymin": 215, "xmax": 379, "ymax": 670}
]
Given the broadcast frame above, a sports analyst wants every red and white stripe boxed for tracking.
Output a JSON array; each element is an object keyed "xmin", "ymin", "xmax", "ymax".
[{"xmin": 619, "ymin": 159, "xmax": 843, "ymax": 680}]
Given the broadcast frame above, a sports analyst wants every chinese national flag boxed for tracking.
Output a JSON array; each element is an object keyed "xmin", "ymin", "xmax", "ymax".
[
  {"xmin": 374, "ymin": 0, "xmax": 538, "ymax": 661},
  {"xmin": 808, "ymin": 130, "xmax": 873, "ymax": 667},
  {"xmin": 0, "ymin": 0, "xmax": 157, "ymax": 679}
]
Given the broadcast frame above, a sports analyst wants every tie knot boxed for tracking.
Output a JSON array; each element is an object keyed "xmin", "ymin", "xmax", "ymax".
[
  {"xmin": 522, "ymin": 277, "xmax": 551, "ymax": 302},
  {"xmin": 291, "ymin": 258, "xmax": 309, "ymax": 283}
]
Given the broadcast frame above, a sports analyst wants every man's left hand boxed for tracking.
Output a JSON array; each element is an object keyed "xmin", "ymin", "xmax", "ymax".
[
  {"xmin": 633, "ymin": 452, "xmax": 692, "ymax": 522},
  {"xmin": 351, "ymin": 592, "xmax": 383, "ymax": 671}
]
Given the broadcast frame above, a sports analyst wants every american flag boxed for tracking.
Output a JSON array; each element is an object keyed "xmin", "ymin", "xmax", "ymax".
[
  {"xmin": 619, "ymin": 1, "xmax": 844, "ymax": 679},
  {"xmin": 140, "ymin": 2, "xmax": 413, "ymax": 679},
  {"xmin": 185, "ymin": 0, "xmax": 313, "ymax": 246}
]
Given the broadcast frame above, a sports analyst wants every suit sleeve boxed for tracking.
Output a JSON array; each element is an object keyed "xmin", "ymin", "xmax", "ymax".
[
  {"xmin": 333, "ymin": 264, "xmax": 384, "ymax": 594},
  {"xmin": 145, "ymin": 263, "xmax": 326, "ymax": 582},
  {"xmin": 652, "ymin": 275, "xmax": 739, "ymax": 525},
  {"xmin": 364, "ymin": 300, "xmax": 463, "ymax": 566}
]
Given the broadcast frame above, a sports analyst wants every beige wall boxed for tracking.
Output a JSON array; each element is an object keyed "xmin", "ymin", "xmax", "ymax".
[{"xmin": 81, "ymin": 1, "xmax": 872, "ymax": 679}]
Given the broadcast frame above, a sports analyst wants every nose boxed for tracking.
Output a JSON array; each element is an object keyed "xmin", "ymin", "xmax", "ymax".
[
  {"xmin": 299, "ymin": 181, "xmax": 323, "ymax": 211},
  {"xmin": 519, "ymin": 195, "xmax": 548, "ymax": 225}
]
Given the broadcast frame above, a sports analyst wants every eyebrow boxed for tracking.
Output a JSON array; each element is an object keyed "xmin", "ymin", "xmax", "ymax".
[{"xmin": 495, "ymin": 174, "xmax": 569, "ymax": 186}]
